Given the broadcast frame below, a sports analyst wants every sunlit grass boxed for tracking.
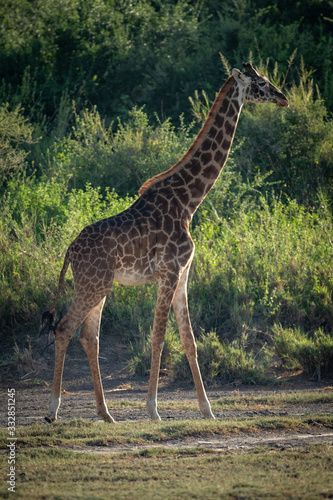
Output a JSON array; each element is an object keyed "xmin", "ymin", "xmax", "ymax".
[
  {"xmin": 1, "ymin": 413, "xmax": 332, "ymax": 451},
  {"xmin": 213, "ymin": 388, "xmax": 333, "ymax": 410},
  {"xmin": 100, "ymin": 388, "xmax": 333, "ymax": 412},
  {"xmin": 1, "ymin": 444, "xmax": 333, "ymax": 499},
  {"xmin": 1, "ymin": 389, "xmax": 332, "ymax": 451}
]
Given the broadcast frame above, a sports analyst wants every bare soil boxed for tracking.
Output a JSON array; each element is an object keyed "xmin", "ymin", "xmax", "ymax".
[{"xmin": 1, "ymin": 333, "xmax": 333, "ymax": 453}]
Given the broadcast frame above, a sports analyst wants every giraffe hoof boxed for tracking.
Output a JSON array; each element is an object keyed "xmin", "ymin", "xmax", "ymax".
[
  {"xmin": 200, "ymin": 402, "xmax": 215, "ymax": 420},
  {"xmin": 202, "ymin": 409, "xmax": 215, "ymax": 419},
  {"xmin": 103, "ymin": 415, "xmax": 116, "ymax": 423},
  {"xmin": 205, "ymin": 412, "xmax": 216, "ymax": 420},
  {"xmin": 146, "ymin": 399, "xmax": 161, "ymax": 421},
  {"xmin": 45, "ymin": 416, "xmax": 55, "ymax": 424},
  {"xmin": 98, "ymin": 411, "xmax": 115, "ymax": 423},
  {"xmin": 151, "ymin": 416, "xmax": 162, "ymax": 422},
  {"xmin": 148, "ymin": 410, "xmax": 162, "ymax": 421}
]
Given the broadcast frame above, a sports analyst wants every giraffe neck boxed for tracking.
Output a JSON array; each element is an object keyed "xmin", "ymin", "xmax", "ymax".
[{"xmin": 139, "ymin": 76, "xmax": 244, "ymax": 219}]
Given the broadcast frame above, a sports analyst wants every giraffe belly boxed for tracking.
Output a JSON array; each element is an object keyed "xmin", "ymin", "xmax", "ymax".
[{"xmin": 113, "ymin": 268, "xmax": 155, "ymax": 286}]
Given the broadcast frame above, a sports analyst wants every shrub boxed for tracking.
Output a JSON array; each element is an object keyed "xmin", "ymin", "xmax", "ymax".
[
  {"xmin": 128, "ymin": 329, "xmax": 272, "ymax": 385},
  {"xmin": 190, "ymin": 196, "xmax": 333, "ymax": 339},
  {"xmin": 273, "ymin": 324, "xmax": 333, "ymax": 381},
  {"xmin": 173, "ymin": 331, "xmax": 272, "ymax": 385},
  {"xmin": 51, "ymin": 106, "xmax": 194, "ymax": 196},
  {"xmin": 1, "ymin": 0, "xmax": 332, "ymax": 130},
  {"xmin": 236, "ymin": 61, "xmax": 333, "ymax": 207},
  {"xmin": 0, "ymin": 178, "xmax": 135, "ymax": 338},
  {"xmin": 0, "ymin": 104, "xmax": 33, "ymax": 186}
]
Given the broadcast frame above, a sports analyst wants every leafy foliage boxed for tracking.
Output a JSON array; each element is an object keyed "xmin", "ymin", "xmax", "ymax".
[
  {"xmin": 0, "ymin": 179, "xmax": 134, "ymax": 338},
  {"xmin": 191, "ymin": 195, "xmax": 333, "ymax": 339},
  {"xmin": 0, "ymin": 104, "xmax": 33, "ymax": 185},
  {"xmin": 173, "ymin": 331, "xmax": 272, "ymax": 385},
  {"xmin": 273, "ymin": 325, "xmax": 333, "ymax": 380},
  {"xmin": 0, "ymin": 0, "xmax": 332, "ymax": 131},
  {"xmin": 50, "ymin": 106, "xmax": 194, "ymax": 196}
]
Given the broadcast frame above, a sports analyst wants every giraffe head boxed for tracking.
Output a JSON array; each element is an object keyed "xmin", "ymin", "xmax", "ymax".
[{"xmin": 232, "ymin": 62, "xmax": 289, "ymax": 107}]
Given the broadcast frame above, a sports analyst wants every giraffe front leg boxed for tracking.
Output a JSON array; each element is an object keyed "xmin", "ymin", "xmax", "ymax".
[
  {"xmin": 146, "ymin": 340, "xmax": 164, "ymax": 421},
  {"xmin": 80, "ymin": 298, "xmax": 115, "ymax": 423},
  {"xmin": 147, "ymin": 277, "xmax": 179, "ymax": 421},
  {"xmin": 173, "ymin": 266, "xmax": 215, "ymax": 420}
]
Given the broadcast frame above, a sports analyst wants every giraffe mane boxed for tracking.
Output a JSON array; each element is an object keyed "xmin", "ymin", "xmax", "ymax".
[{"xmin": 138, "ymin": 75, "xmax": 236, "ymax": 196}]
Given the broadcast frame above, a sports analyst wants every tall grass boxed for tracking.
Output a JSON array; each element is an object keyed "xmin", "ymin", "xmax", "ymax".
[{"xmin": 191, "ymin": 195, "xmax": 333, "ymax": 340}]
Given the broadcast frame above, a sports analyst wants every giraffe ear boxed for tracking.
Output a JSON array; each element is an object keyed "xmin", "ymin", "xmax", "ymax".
[{"xmin": 232, "ymin": 68, "xmax": 250, "ymax": 84}]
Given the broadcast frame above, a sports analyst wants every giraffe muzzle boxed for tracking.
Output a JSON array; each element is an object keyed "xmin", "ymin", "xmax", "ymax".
[{"xmin": 276, "ymin": 94, "xmax": 289, "ymax": 107}]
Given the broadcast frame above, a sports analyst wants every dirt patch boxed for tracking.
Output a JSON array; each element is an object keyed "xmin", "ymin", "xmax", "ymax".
[{"xmin": 67, "ymin": 429, "xmax": 333, "ymax": 456}]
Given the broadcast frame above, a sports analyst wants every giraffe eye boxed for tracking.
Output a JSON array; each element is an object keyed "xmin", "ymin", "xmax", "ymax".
[{"xmin": 258, "ymin": 81, "xmax": 266, "ymax": 87}]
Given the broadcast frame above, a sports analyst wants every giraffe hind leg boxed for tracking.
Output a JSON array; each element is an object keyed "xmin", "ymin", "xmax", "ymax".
[
  {"xmin": 46, "ymin": 305, "xmax": 84, "ymax": 422},
  {"xmin": 80, "ymin": 298, "xmax": 115, "ymax": 423},
  {"xmin": 46, "ymin": 294, "xmax": 108, "ymax": 422}
]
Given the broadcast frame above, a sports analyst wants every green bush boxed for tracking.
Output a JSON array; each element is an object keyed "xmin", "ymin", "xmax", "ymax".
[
  {"xmin": 128, "ymin": 329, "xmax": 272, "ymax": 385},
  {"xmin": 273, "ymin": 325, "xmax": 333, "ymax": 381},
  {"xmin": 191, "ymin": 196, "xmax": 333, "ymax": 338},
  {"xmin": 0, "ymin": 178, "xmax": 135, "ymax": 338},
  {"xmin": 0, "ymin": 0, "xmax": 332, "ymax": 137},
  {"xmin": 173, "ymin": 331, "xmax": 272, "ymax": 385},
  {"xmin": 50, "ymin": 106, "xmax": 194, "ymax": 196},
  {"xmin": 235, "ymin": 61, "xmax": 333, "ymax": 206},
  {"xmin": 0, "ymin": 0, "xmax": 209, "ymax": 124},
  {"xmin": 0, "ymin": 104, "xmax": 33, "ymax": 186}
]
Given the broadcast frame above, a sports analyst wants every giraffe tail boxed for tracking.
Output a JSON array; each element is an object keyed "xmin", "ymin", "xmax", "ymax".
[
  {"xmin": 49, "ymin": 246, "xmax": 72, "ymax": 314},
  {"xmin": 40, "ymin": 246, "xmax": 72, "ymax": 335}
]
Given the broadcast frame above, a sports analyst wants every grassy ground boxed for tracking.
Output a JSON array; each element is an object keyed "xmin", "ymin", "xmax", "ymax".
[
  {"xmin": 1, "ymin": 388, "xmax": 333, "ymax": 449},
  {"xmin": 1, "ymin": 389, "xmax": 333, "ymax": 498},
  {"xmin": 1, "ymin": 444, "xmax": 333, "ymax": 499},
  {"xmin": 104, "ymin": 389, "xmax": 333, "ymax": 412},
  {"xmin": 1, "ymin": 413, "xmax": 333, "ymax": 449}
]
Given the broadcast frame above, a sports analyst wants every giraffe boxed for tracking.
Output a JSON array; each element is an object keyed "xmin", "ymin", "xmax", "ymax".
[{"xmin": 44, "ymin": 62, "xmax": 288, "ymax": 423}]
